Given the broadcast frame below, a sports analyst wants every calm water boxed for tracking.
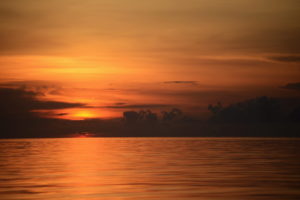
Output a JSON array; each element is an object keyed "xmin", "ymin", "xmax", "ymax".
[{"xmin": 0, "ymin": 138, "xmax": 300, "ymax": 200}]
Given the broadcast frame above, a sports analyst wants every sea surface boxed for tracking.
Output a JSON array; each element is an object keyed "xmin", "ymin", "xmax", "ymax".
[{"xmin": 0, "ymin": 138, "xmax": 300, "ymax": 200}]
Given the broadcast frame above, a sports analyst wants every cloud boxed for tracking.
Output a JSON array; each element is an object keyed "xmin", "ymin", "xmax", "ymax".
[
  {"xmin": 0, "ymin": 87, "xmax": 90, "ymax": 138},
  {"xmin": 282, "ymin": 82, "xmax": 300, "ymax": 91},
  {"xmin": 269, "ymin": 55, "xmax": 300, "ymax": 63},
  {"xmin": 103, "ymin": 104, "xmax": 171, "ymax": 109},
  {"xmin": 208, "ymin": 96, "xmax": 285, "ymax": 123},
  {"xmin": 0, "ymin": 80, "xmax": 63, "ymax": 95},
  {"xmin": 1, "ymin": 0, "xmax": 300, "ymax": 57},
  {"xmin": 55, "ymin": 113, "xmax": 68, "ymax": 116},
  {"xmin": 114, "ymin": 102, "xmax": 127, "ymax": 106},
  {"xmin": 0, "ymin": 90, "xmax": 94, "ymax": 137},
  {"xmin": 1, "ymin": 86, "xmax": 299, "ymax": 138},
  {"xmin": 163, "ymin": 81, "xmax": 198, "ymax": 85},
  {"xmin": 0, "ymin": 87, "xmax": 85, "ymax": 118}
]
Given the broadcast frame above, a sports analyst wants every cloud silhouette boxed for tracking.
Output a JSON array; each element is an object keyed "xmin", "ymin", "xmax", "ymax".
[
  {"xmin": 103, "ymin": 104, "xmax": 171, "ymax": 109},
  {"xmin": 0, "ymin": 87, "xmax": 91, "ymax": 138},
  {"xmin": 163, "ymin": 81, "xmax": 198, "ymax": 85},
  {"xmin": 269, "ymin": 55, "xmax": 300, "ymax": 63},
  {"xmin": 1, "ymin": 87, "xmax": 299, "ymax": 138},
  {"xmin": 208, "ymin": 96, "xmax": 283, "ymax": 123},
  {"xmin": 282, "ymin": 82, "xmax": 300, "ymax": 91},
  {"xmin": 1, "ymin": 80, "xmax": 63, "ymax": 95},
  {"xmin": 0, "ymin": 87, "xmax": 84, "ymax": 118}
]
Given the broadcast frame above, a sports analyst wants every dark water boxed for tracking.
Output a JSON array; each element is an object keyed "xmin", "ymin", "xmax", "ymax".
[{"xmin": 0, "ymin": 138, "xmax": 300, "ymax": 200}]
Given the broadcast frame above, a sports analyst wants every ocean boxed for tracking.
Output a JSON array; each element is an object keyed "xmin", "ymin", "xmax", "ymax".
[{"xmin": 0, "ymin": 138, "xmax": 300, "ymax": 200}]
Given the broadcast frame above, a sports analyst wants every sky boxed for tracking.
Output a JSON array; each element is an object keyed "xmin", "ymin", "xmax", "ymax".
[{"xmin": 1, "ymin": 0, "xmax": 300, "ymax": 120}]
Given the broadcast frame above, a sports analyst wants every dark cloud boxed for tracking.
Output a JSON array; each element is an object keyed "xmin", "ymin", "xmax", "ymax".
[
  {"xmin": 1, "ymin": 86, "xmax": 299, "ymax": 138},
  {"xmin": 208, "ymin": 96, "xmax": 282, "ymax": 123},
  {"xmin": 282, "ymin": 82, "xmax": 300, "ymax": 91},
  {"xmin": 156, "ymin": 55, "xmax": 267, "ymax": 67},
  {"xmin": 103, "ymin": 104, "xmax": 171, "ymax": 109},
  {"xmin": 0, "ymin": 87, "xmax": 84, "ymax": 118},
  {"xmin": 55, "ymin": 113, "xmax": 68, "ymax": 116},
  {"xmin": 163, "ymin": 81, "xmax": 198, "ymax": 85},
  {"xmin": 32, "ymin": 101, "xmax": 84, "ymax": 110},
  {"xmin": 114, "ymin": 102, "xmax": 126, "ymax": 106},
  {"xmin": 269, "ymin": 55, "xmax": 300, "ymax": 63},
  {"xmin": 0, "ymin": 87, "xmax": 88, "ymax": 138},
  {"xmin": 0, "ymin": 81, "xmax": 63, "ymax": 95}
]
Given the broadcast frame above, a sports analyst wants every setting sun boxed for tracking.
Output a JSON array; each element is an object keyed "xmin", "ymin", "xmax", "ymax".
[{"xmin": 72, "ymin": 110, "xmax": 96, "ymax": 119}]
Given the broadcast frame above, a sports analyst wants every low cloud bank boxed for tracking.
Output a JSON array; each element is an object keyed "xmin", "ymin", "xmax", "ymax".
[{"xmin": 0, "ymin": 87, "xmax": 299, "ymax": 138}]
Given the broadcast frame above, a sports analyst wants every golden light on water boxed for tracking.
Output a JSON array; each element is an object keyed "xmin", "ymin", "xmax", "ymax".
[{"xmin": 1, "ymin": 138, "xmax": 300, "ymax": 199}]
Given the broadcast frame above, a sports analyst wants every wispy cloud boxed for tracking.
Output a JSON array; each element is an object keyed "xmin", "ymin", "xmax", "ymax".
[
  {"xmin": 163, "ymin": 81, "xmax": 198, "ymax": 85},
  {"xmin": 269, "ymin": 55, "xmax": 300, "ymax": 63},
  {"xmin": 0, "ymin": 80, "xmax": 63, "ymax": 95}
]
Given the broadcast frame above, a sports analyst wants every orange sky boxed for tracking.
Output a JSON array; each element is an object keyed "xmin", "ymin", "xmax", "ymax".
[{"xmin": 1, "ymin": 0, "xmax": 300, "ymax": 119}]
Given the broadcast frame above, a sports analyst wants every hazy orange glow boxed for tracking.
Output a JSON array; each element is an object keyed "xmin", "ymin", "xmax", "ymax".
[
  {"xmin": 33, "ymin": 108, "xmax": 120, "ymax": 120},
  {"xmin": 72, "ymin": 110, "xmax": 96, "ymax": 119},
  {"xmin": 1, "ymin": 0, "xmax": 299, "ymax": 119}
]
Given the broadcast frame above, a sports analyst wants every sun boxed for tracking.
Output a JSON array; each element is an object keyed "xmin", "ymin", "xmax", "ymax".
[{"xmin": 73, "ymin": 110, "xmax": 96, "ymax": 119}]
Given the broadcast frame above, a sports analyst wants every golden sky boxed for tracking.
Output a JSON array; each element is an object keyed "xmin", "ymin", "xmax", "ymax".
[{"xmin": 1, "ymin": 0, "xmax": 300, "ymax": 119}]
